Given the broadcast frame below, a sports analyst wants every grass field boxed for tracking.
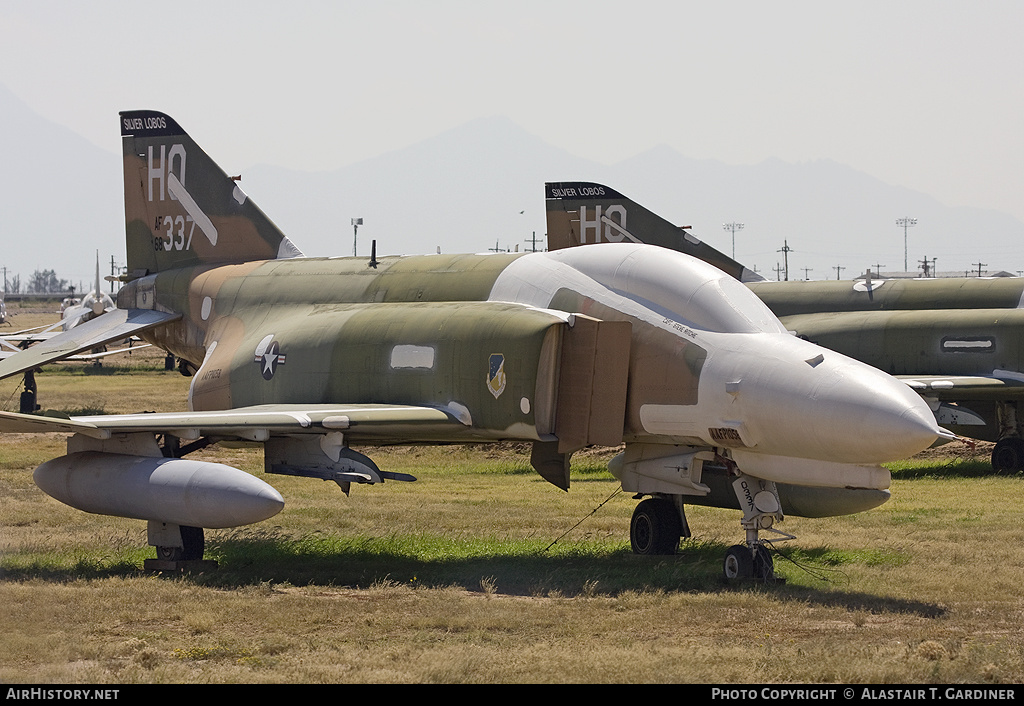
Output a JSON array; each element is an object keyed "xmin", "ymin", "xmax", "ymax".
[{"xmin": 1, "ymin": 309, "xmax": 1023, "ymax": 683}]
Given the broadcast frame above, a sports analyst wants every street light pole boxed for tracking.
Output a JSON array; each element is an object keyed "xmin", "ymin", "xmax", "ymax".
[
  {"xmin": 351, "ymin": 218, "xmax": 363, "ymax": 257},
  {"xmin": 723, "ymin": 222, "xmax": 744, "ymax": 260},
  {"xmin": 896, "ymin": 217, "xmax": 917, "ymax": 272}
]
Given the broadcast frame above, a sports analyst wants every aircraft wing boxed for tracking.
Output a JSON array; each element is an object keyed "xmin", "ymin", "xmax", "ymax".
[
  {"xmin": 898, "ymin": 373, "xmax": 1024, "ymax": 401},
  {"xmin": 0, "ymin": 308, "xmax": 178, "ymax": 380},
  {"xmin": 0, "ymin": 403, "xmax": 468, "ymax": 443},
  {"xmin": 0, "ymin": 343, "xmax": 151, "ymax": 361}
]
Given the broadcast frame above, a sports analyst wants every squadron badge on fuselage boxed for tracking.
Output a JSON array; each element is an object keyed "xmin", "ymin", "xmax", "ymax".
[
  {"xmin": 254, "ymin": 334, "xmax": 287, "ymax": 380},
  {"xmin": 487, "ymin": 353, "xmax": 506, "ymax": 399}
]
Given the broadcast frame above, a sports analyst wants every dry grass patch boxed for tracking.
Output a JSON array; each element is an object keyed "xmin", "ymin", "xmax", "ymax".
[{"xmin": 2, "ymin": 364, "xmax": 1024, "ymax": 682}]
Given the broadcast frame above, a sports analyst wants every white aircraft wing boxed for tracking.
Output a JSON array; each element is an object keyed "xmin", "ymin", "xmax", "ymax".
[
  {"xmin": 0, "ymin": 403, "xmax": 469, "ymax": 443},
  {"xmin": 0, "ymin": 308, "xmax": 178, "ymax": 380}
]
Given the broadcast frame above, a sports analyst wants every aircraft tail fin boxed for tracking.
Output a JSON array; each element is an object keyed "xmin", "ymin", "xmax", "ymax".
[
  {"xmin": 120, "ymin": 111, "xmax": 303, "ymax": 278},
  {"xmin": 545, "ymin": 181, "xmax": 764, "ymax": 283}
]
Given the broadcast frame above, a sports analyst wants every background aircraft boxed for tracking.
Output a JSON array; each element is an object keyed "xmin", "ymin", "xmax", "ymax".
[
  {"xmin": 545, "ymin": 181, "xmax": 1024, "ymax": 471},
  {"xmin": 0, "ymin": 114, "xmax": 944, "ymax": 581},
  {"xmin": 0, "ymin": 253, "xmax": 145, "ymax": 413}
]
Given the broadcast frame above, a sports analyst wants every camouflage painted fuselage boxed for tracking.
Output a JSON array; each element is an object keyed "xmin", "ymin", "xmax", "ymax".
[{"xmin": 120, "ymin": 253, "xmax": 567, "ymax": 443}]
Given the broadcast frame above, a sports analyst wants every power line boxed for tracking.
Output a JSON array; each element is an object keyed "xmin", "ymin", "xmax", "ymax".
[{"xmin": 777, "ymin": 240, "xmax": 793, "ymax": 281}]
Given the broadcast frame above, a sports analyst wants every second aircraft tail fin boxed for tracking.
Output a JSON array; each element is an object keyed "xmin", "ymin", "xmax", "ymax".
[{"xmin": 544, "ymin": 181, "xmax": 764, "ymax": 283}]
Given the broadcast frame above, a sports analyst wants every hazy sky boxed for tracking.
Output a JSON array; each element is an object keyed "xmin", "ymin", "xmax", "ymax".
[{"xmin": 2, "ymin": 1, "xmax": 1023, "ymax": 221}]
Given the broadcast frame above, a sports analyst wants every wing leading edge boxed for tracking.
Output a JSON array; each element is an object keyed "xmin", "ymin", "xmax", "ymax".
[
  {"xmin": 0, "ymin": 308, "xmax": 179, "ymax": 380},
  {"xmin": 0, "ymin": 403, "xmax": 469, "ymax": 443}
]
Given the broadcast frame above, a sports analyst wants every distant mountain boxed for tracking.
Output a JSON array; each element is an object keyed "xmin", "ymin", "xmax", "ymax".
[
  {"xmin": 245, "ymin": 122, "xmax": 1024, "ymax": 279},
  {"xmin": 0, "ymin": 85, "xmax": 123, "ymax": 292},
  {"xmin": 244, "ymin": 115, "xmax": 599, "ymax": 258},
  {"xmin": 2, "ymin": 85, "xmax": 1022, "ymax": 290}
]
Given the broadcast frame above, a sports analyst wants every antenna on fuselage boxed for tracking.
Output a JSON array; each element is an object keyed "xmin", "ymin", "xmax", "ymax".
[{"xmin": 368, "ymin": 240, "xmax": 378, "ymax": 269}]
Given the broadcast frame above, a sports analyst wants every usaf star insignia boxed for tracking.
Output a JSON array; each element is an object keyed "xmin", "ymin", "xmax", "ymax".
[{"xmin": 254, "ymin": 334, "xmax": 287, "ymax": 380}]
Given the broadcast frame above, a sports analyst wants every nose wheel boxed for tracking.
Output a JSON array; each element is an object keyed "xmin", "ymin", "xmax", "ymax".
[
  {"xmin": 723, "ymin": 473, "xmax": 791, "ymax": 582},
  {"xmin": 723, "ymin": 543, "xmax": 775, "ymax": 581}
]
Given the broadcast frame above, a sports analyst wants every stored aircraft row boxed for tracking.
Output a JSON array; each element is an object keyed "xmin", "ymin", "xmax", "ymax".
[
  {"xmin": 0, "ymin": 113, "xmax": 948, "ymax": 580},
  {"xmin": 544, "ymin": 182, "xmax": 1024, "ymax": 472}
]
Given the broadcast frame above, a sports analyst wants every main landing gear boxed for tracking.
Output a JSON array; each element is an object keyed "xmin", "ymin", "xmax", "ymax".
[
  {"xmin": 993, "ymin": 403, "xmax": 1024, "ymax": 472},
  {"xmin": 630, "ymin": 497, "xmax": 687, "ymax": 555},
  {"xmin": 627, "ymin": 472, "xmax": 791, "ymax": 583},
  {"xmin": 145, "ymin": 521, "xmax": 213, "ymax": 571},
  {"xmin": 992, "ymin": 437, "xmax": 1024, "ymax": 472},
  {"xmin": 143, "ymin": 435, "xmax": 216, "ymax": 571}
]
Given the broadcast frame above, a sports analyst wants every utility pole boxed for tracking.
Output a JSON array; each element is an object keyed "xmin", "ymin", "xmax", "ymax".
[
  {"xmin": 723, "ymin": 222, "xmax": 744, "ymax": 260},
  {"xmin": 777, "ymin": 240, "xmax": 793, "ymax": 281},
  {"xmin": 802, "ymin": 267, "xmax": 813, "ymax": 280},
  {"xmin": 834, "ymin": 265, "xmax": 846, "ymax": 280},
  {"xmin": 873, "ymin": 263, "xmax": 886, "ymax": 277},
  {"xmin": 773, "ymin": 262, "xmax": 784, "ymax": 281},
  {"xmin": 489, "ymin": 240, "xmax": 504, "ymax": 253},
  {"xmin": 351, "ymin": 218, "xmax": 363, "ymax": 257},
  {"xmin": 524, "ymin": 231, "xmax": 543, "ymax": 253},
  {"xmin": 896, "ymin": 217, "xmax": 917, "ymax": 272},
  {"xmin": 973, "ymin": 262, "xmax": 988, "ymax": 277},
  {"xmin": 919, "ymin": 256, "xmax": 937, "ymax": 277}
]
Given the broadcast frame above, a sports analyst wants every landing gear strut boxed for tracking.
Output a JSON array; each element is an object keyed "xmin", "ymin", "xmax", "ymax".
[
  {"xmin": 19, "ymin": 370, "xmax": 38, "ymax": 414},
  {"xmin": 146, "ymin": 521, "xmax": 211, "ymax": 570},
  {"xmin": 155, "ymin": 525, "xmax": 205, "ymax": 561},
  {"xmin": 722, "ymin": 473, "xmax": 790, "ymax": 582}
]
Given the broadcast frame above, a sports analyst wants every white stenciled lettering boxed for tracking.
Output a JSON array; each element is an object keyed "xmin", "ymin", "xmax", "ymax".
[
  {"xmin": 147, "ymin": 143, "xmax": 187, "ymax": 203},
  {"xmin": 579, "ymin": 205, "xmax": 602, "ymax": 244},
  {"xmin": 579, "ymin": 205, "xmax": 631, "ymax": 244},
  {"xmin": 603, "ymin": 204, "xmax": 627, "ymax": 242},
  {"xmin": 167, "ymin": 144, "xmax": 186, "ymax": 202},
  {"xmin": 162, "ymin": 215, "xmax": 196, "ymax": 251},
  {"xmin": 148, "ymin": 145, "xmax": 165, "ymax": 201},
  {"xmin": 145, "ymin": 142, "xmax": 218, "ymax": 247}
]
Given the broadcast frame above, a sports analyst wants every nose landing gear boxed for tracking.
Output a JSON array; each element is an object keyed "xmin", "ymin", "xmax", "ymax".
[{"xmin": 724, "ymin": 473, "xmax": 791, "ymax": 582}]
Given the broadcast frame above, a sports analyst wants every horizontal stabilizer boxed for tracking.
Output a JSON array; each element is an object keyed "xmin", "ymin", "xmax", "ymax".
[{"xmin": 0, "ymin": 309, "xmax": 178, "ymax": 380}]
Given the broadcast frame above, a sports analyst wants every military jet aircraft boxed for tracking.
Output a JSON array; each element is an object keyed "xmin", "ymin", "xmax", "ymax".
[
  {"xmin": 546, "ymin": 181, "xmax": 1024, "ymax": 470},
  {"xmin": 59, "ymin": 253, "xmax": 117, "ymax": 332},
  {"xmin": 0, "ymin": 252, "xmax": 146, "ymax": 413},
  {"xmin": 0, "ymin": 115, "xmax": 944, "ymax": 581}
]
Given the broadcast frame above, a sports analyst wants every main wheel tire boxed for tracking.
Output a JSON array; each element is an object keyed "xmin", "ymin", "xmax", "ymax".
[
  {"xmin": 180, "ymin": 526, "xmax": 205, "ymax": 561},
  {"xmin": 724, "ymin": 544, "xmax": 754, "ymax": 580},
  {"xmin": 630, "ymin": 498, "xmax": 683, "ymax": 555},
  {"xmin": 992, "ymin": 438, "xmax": 1024, "ymax": 472}
]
